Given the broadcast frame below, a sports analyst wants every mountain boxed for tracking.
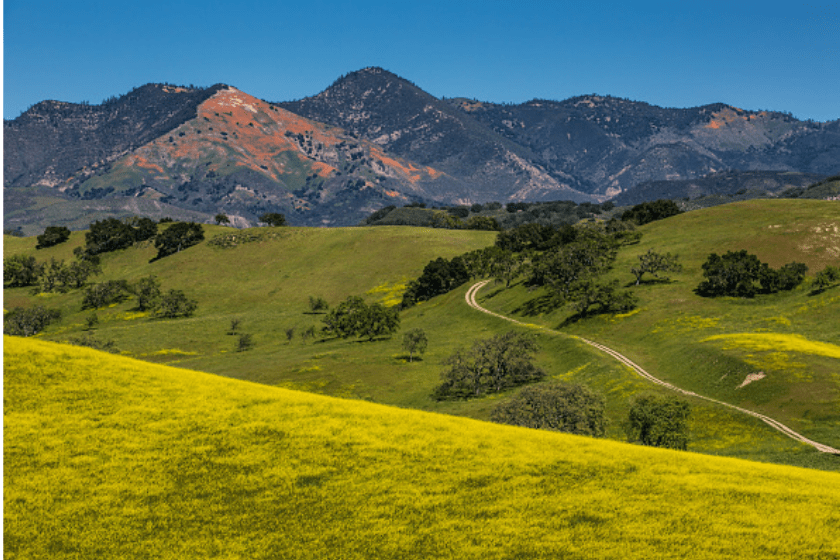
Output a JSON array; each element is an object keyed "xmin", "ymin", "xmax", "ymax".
[
  {"xmin": 5, "ymin": 68, "xmax": 840, "ymax": 233},
  {"xmin": 279, "ymin": 67, "xmax": 592, "ymax": 203},
  {"xmin": 4, "ymin": 84, "xmax": 464, "ymax": 230},
  {"xmin": 450, "ymin": 96, "xmax": 840, "ymax": 198}
]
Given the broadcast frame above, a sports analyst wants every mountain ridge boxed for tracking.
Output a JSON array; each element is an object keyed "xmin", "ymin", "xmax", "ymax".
[{"xmin": 5, "ymin": 67, "xmax": 839, "ymax": 233}]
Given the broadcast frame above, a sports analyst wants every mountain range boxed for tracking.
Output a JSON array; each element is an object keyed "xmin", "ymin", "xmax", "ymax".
[{"xmin": 5, "ymin": 67, "xmax": 839, "ymax": 232}]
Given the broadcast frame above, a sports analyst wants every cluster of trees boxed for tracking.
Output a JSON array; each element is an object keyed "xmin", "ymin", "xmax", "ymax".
[
  {"xmin": 84, "ymin": 217, "xmax": 158, "ymax": 256},
  {"xmin": 80, "ymin": 276, "xmax": 197, "ymax": 318},
  {"xmin": 433, "ymin": 331, "xmax": 545, "ymax": 400},
  {"xmin": 489, "ymin": 381, "xmax": 690, "ymax": 450},
  {"xmin": 3, "ymin": 305, "xmax": 62, "ymax": 337},
  {"xmin": 401, "ymin": 257, "xmax": 470, "ymax": 307},
  {"xmin": 491, "ymin": 381, "xmax": 606, "ymax": 436},
  {"xmin": 621, "ymin": 199, "xmax": 683, "ymax": 225},
  {"xmin": 322, "ymin": 295, "xmax": 400, "ymax": 341},
  {"xmin": 697, "ymin": 250, "xmax": 807, "ymax": 297},
  {"xmin": 153, "ymin": 222, "xmax": 204, "ymax": 259},
  {"xmin": 4, "ymin": 253, "xmax": 101, "ymax": 293}
]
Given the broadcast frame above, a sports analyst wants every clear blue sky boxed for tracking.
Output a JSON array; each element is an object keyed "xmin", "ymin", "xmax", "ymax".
[{"xmin": 3, "ymin": 0, "xmax": 839, "ymax": 121}]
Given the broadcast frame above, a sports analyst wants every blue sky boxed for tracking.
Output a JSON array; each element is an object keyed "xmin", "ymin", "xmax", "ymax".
[{"xmin": 3, "ymin": 0, "xmax": 839, "ymax": 121}]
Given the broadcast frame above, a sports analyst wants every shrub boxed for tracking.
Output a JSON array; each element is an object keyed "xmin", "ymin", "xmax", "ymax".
[{"xmin": 491, "ymin": 381, "xmax": 606, "ymax": 436}]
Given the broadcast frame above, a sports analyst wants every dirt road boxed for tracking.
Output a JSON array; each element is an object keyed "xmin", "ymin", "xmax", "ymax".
[{"xmin": 465, "ymin": 280, "xmax": 840, "ymax": 454}]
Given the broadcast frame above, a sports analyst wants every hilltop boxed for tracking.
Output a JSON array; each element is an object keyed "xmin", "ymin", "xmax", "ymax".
[{"xmin": 5, "ymin": 336, "xmax": 840, "ymax": 559}]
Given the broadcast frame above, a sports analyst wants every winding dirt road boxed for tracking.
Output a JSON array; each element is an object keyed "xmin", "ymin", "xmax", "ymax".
[{"xmin": 466, "ymin": 280, "xmax": 840, "ymax": 454}]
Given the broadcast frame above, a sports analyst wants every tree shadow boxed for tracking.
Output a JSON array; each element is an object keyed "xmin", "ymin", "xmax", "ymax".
[
  {"xmin": 513, "ymin": 294, "xmax": 558, "ymax": 317},
  {"xmin": 624, "ymin": 278, "xmax": 679, "ymax": 288}
]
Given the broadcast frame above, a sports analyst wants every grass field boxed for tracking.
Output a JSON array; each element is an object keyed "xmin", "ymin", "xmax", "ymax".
[
  {"xmin": 5, "ymin": 336, "xmax": 840, "ymax": 559},
  {"xmin": 4, "ymin": 200, "xmax": 840, "ymax": 470}
]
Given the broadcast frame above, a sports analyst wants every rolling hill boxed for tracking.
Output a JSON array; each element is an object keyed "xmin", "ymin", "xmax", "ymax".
[
  {"xmin": 5, "ymin": 336, "xmax": 840, "ymax": 559},
  {"xmin": 4, "ymin": 200, "xmax": 840, "ymax": 470}
]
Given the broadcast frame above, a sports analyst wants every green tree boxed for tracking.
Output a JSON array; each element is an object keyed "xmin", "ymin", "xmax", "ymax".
[
  {"xmin": 322, "ymin": 296, "xmax": 400, "ymax": 341},
  {"xmin": 236, "ymin": 333, "xmax": 255, "ymax": 352},
  {"xmin": 131, "ymin": 275, "xmax": 162, "ymax": 311},
  {"xmin": 259, "ymin": 212, "xmax": 287, "ymax": 227},
  {"xmin": 36, "ymin": 226, "xmax": 71, "ymax": 249},
  {"xmin": 215, "ymin": 213, "xmax": 231, "ymax": 225},
  {"xmin": 153, "ymin": 222, "xmax": 205, "ymax": 259},
  {"xmin": 621, "ymin": 199, "xmax": 683, "ymax": 225},
  {"xmin": 626, "ymin": 394, "xmax": 690, "ymax": 450},
  {"xmin": 491, "ymin": 381, "xmax": 606, "ymax": 436},
  {"xmin": 631, "ymin": 249, "xmax": 682, "ymax": 285},
  {"xmin": 697, "ymin": 250, "xmax": 805, "ymax": 297},
  {"xmin": 402, "ymin": 328, "xmax": 428, "ymax": 362},
  {"xmin": 82, "ymin": 280, "xmax": 131, "ymax": 309},
  {"xmin": 814, "ymin": 265, "xmax": 840, "ymax": 292},
  {"xmin": 308, "ymin": 295, "xmax": 329, "ymax": 313},
  {"xmin": 4, "ymin": 305, "xmax": 62, "ymax": 337},
  {"xmin": 85, "ymin": 218, "xmax": 137, "ymax": 255},
  {"xmin": 434, "ymin": 332, "xmax": 545, "ymax": 400},
  {"xmin": 154, "ymin": 289, "xmax": 198, "ymax": 318},
  {"xmin": 38, "ymin": 258, "xmax": 67, "ymax": 293},
  {"xmin": 4, "ymin": 255, "xmax": 43, "ymax": 288}
]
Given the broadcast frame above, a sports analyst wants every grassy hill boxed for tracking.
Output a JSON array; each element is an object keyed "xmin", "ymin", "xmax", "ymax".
[
  {"xmin": 4, "ymin": 201, "xmax": 840, "ymax": 470},
  {"xmin": 476, "ymin": 199, "xmax": 840, "ymax": 462},
  {"xmin": 5, "ymin": 336, "xmax": 840, "ymax": 559}
]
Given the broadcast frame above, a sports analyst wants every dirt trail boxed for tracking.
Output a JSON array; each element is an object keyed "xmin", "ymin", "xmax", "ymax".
[{"xmin": 465, "ymin": 280, "xmax": 840, "ymax": 454}]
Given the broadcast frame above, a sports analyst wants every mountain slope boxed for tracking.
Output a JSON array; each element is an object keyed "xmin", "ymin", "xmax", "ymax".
[
  {"xmin": 454, "ymin": 96, "xmax": 840, "ymax": 198},
  {"xmin": 280, "ymin": 67, "xmax": 593, "ymax": 203},
  {"xmin": 6, "ymin": 336, "xmax": 840, "ymax": 559}
]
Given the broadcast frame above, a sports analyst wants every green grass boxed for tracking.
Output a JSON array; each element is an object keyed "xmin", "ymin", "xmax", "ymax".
[
  {"xmin": 5, "ymin": 336, "xmax": 840, "ymax": 559},
  {"xmin": 4, "ymin": 201, "xmax": 840, "ymax": 470}
]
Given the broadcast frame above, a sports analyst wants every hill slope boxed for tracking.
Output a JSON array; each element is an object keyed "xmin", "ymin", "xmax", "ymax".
[
  {"xmin": 5, "ymin": 336, "xmax": 840, "ymax": 559},
  {"xmin": 474, "ymin": 200, "xmax": 840, "ymax": 455}
]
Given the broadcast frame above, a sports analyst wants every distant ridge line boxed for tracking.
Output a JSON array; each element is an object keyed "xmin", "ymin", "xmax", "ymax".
[{"xmin": 465, "ymin": 280, "xmax": 840, "ymax": 455}]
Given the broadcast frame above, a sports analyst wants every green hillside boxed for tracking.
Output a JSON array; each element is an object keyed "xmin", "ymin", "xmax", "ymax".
[
  {"xmin": 476, "ymin": 199, "xmax": 840, "ymax": 460},
  {"xmin": 5, "ymin": 337, "xmax": 840, "ymax": 559},
  {"xmin": 4, "ymin": 201, "xmax": 840, "ymax": 470}
]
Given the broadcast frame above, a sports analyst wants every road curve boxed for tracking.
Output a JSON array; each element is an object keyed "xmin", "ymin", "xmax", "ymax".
[{"xmin": 465, "ymin": 280, "xmax": 840, "ymax": 455}]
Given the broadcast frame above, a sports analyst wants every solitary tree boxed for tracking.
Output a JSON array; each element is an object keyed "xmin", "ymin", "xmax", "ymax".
[
  {"xmin": 626, "ymin": 394, "xmax": 690, "ymax": 450},
  {"xmin": 154, "ymin": 289, "xmax": 198, "ymax": 318},
  {"xmin": 434, "ymin": 332, "xmax": 545, "ymax": 400},
  {"xmin": 322, "ymin": 296, "xmax": 400, "ymax": 341},
  {"xmin": 402, "ymin": 328, "xmax": 428, "ymax": 362},
  {"xmin": 491, "ymin": 381, "xmax": 606, "ymax": 436},
  {"xmin": 215, "ymin": 213, "xmax": 231, "ymax": 226},
  {"xmin": 36, "ymin": 226, "xmax": 71, "ymax": 249},
  {"xmin": 132, "ymin": 275, "xmax": 162, "ymax": 311},
  {"xmin": 259, "ymin": 212, "xmax": 287, "ymax": 227},
  {"xmin": 631, "ymin": 249, "xmax": 682, "ymax": 285}
]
